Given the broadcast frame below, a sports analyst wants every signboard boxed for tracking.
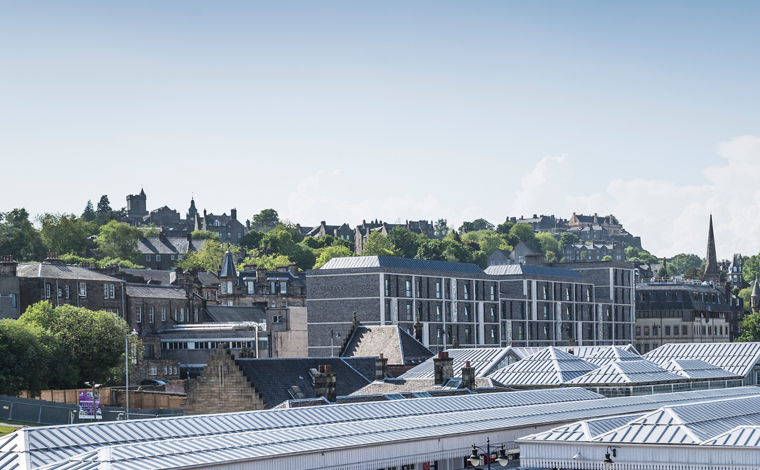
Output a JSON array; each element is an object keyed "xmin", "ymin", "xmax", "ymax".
[{"xmin": 78, "ymin": 391, "xmax": 102, "ymax": 420}]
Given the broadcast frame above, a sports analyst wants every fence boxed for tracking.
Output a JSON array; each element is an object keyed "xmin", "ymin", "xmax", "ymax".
[
  {"xmin": 0, "ymin": 395, "xmax": 182, "ymax": 426},
  {"xmin": 18, "ymin": 385, "xmax": 184, "ymax": 410}
]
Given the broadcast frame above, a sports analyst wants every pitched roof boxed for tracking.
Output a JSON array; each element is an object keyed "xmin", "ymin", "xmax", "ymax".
[
  {"xmin": 125, "ymin": 284, "xmax": 187, "ymax": 299},
  {"xmin": 488, "ymin": 347, "xmax": 599, "ymax": 387},
  {"xmin": 16, "ymin": 263, "xmax": 123, "ymax": 282},
  {"xmin": 341, "ymin": 325, "xmax": 434, "ymax": 365},
  {"xmin": 484, "ymin": 264, "xmax": 581, "ymax": 278},
  {"xmin": 662, "ymin": 359, "xmax": 741, "ymax": 380},
  {"xmin": 401, "ymin": 348, "xmax": 513, "ymax": 379},
  {"xmin": 565, "ymin": 358, "xmax": 686, "ymax": 385},
  {"xmin": 509, "ymin": 345, "xmax": 641, "ymax": 367},
  {"xmin": 118, "ymin": 268, "xmax": 219, "ymax": 287},
  {"xmin": 206, "ymin": 305, "xmax": 266, "ymax": 323},
  {"xmin": 644, "ymin": 342, "xmax": 760, "ymax": 378},
  {"xmin": 350, "ymin": 377, "xmax": 497, "ymax": 396},
  {"xmin": 137, "ymin": 237, "xmax": 194, "ymax": 255},
  {"xmin": 519, "ymin": 413, "xmax": 646, "ymax": 442},
  {"xmin": 220, "ymin": 250, "xmax": 236, "ymax": 278},
  {"xmin": 319, "ymin": 256, "xmax": 485, "ymax": 275}
]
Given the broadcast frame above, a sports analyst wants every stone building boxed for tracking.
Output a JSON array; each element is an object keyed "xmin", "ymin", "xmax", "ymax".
[
  {"xmin": 136, "ymin": 232, "xmax": 197, "ymax": 270},
  {"xmin": 634, "ymin": 283, "xmax": 731, "ymax": 353},
  {"xmin": 124, "ymin": 189, "xmax": 148, "ymax": 225},
  {"xmin": 193, "ymin": 209, "xmax": 248, "ymax": 246},
  {"xmin": 340, "ymin": 324, "xmax": 434, "ymax": 376},
  {"xmin": 303, "ymin": 221, "xmax": 354, "ymax": 242},
  {"xmin": 16, "ymin": 254, "xmax": 126, "ymax": 316},
  {"xmin": 508, "ymin": 214, "xmax": 562, "ymax": 232},
  {"xmin": 216, "ymin": 251, "xmax": 307, "ymax": 308},
  {"xmin": 703, "ymin": 215, "xmax": 721, "ymax": 284},
  {"xmin": 0, "ymin": 256, "xmax": 20, "ymax": 320},
  {"xmin": 123, "ymin": 189, "xmax": 191, "ymax": 232},
  {"xmin": 563, "ymin": 241, "xmax": 624, "ymax": 262},
  {"xmin": 354, "ymin": 219, "xmax": 436, "ymax": 254}
]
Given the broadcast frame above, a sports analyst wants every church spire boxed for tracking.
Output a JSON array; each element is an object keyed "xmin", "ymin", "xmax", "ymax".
[{"xmin": 704, "ymin": 214, "xmax": 720, "ymax": 284}]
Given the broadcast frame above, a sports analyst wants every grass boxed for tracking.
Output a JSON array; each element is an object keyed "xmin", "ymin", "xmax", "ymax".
[{"xmin": 0, "ymin": 425, "xmax": 19, "ymax": 437}]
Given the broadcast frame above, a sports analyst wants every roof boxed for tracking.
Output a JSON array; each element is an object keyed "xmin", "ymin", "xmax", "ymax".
[
  {"xmin": 753, "ymin": 279, "xmax": 760, "ymax": 298},
  {"xmin": 565, "ymin": 358, "xmax": 687, "ymax": 385},
  {"xmin": 205, "ymin": 305, "xmax": 266, "ymax": 323},
  {"xmin": 137, "ymin": 237, "xmax": 194, "ymax": 255},
  {"xmin": 8, "ymin": 387, "xmax": 760, "ymax": 470},
  {"xmin": 401, "ymin": 348, "xmax": 514, "ymax": 379},
  {"xmin": 219, "ymin": 250, "xmax": 236, "ymax": 278},
  {"xmin": 341, "ymin": 325, "xmax": 434, "ymax": 365},
  {"xmin": 662, "ymin": 359, "xmax": 742, "ymax": 380},
  {"xmin": 318, "ymin": 256, "xmax": 485, "ymax": 275},
  {"xmin": 484, "ymin": 264, "xmax": 582, "ymax": 279},
  {"xmin": 702, "ymin": 425, "xmax": 760, "ymax": 447},
  {"xmin": 117, "ymin": 268, "xmax": 219, "ymax": 287},
  {"xmin": 16, "ymin": 263, "xmax": 123, "ymax": 282},
  {"xmin": 644, "ymin": 342, "xmax": 760, "ymax": 378},
  {"xmin": 519, "ymin": 413, "xmax": 646, "ymax": 442},
  {"xmin": 234, "ymin": 357, "xmax": 375, "ymax": 408},
  {"xmin": 351, "ymin": 377, "xmax": 497, "ymax": 396},
  {"xmin": 488, "ymin": 347, "xmax": 600, "ymax": 387},
  {"xmin": 125, "ymin": 284, "xmax": 187, "ymax": 299},
  {"xmin": 509, "ymin": 345, "xmax": 641, "ymax": 367}
]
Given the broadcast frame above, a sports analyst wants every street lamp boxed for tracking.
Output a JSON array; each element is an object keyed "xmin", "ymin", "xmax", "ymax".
[
  {"xmin": 467, "ymin": 439, "xmax": 510, "ymax": 468},
  {"xmin": 125, "ymin": 329, "xmax": 137, "ymax": 420},
  {"xmin": 602, "ymin": 446, "xmax": 617, "ymax": 468}
]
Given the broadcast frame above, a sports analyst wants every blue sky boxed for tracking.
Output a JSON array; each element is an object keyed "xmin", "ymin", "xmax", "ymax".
[{"xmin": 2, "ymin": 2, "xmax": 759, "ymax": 258}]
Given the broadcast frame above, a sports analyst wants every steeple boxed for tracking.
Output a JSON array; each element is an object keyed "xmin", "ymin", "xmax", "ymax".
[
  {"xmin": 703, "ymin": 214, "xmax": 720, "ymax": 284},
  {"xmin": 752, "ymin": 276, "xmax": 760, "ymax": 314},
  {"xmin": 219, "ymin": 250, "xmax": 236, "ymax": 278},
  {"xmin": 187, "ymin": 196, "xmax": 197, "ymax": 218}
]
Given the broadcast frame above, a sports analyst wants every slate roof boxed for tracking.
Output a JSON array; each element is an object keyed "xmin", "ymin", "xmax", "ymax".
[
  {"xmin": 137, "ymin": 237, "xmax": 195, "ymax": 255},
  {"xmin": 662, "ymin": 359, "xmax": 742, "ymax": 380},
  {"xmin": 319, "ymin": 256, "xmax": 486, "ymax": 275},
  {"xmin": 565, "ymin": 358, "xmax": 687, "ymax": 385},
  {"xmin": 234, "ymin": 357, "xmax": 375, "ymax": 408},
  {"xmin": 118, "ymin": 268, "xmax": 219, "ymax": 287},
  {"xmin": 644, "ymin": 342, "xmax": 760, "ymax": 378},
  {"xmin": 488, "ymin": 347, "xmax": 600, "ymax": 387},
  {"xmin": 401, "ymin": 348, "xmax": 513, "ymax": 379},
  {"xmin": 484, "ymin": 264, "xmax": 582, "ymax": 279},
  {"xmin": 206, "ymin": 305, "xmax": 266, "ymax": 323},
  {"xmin": 125, "ymin": 284, "xmax": 188, "ymax": 300},
  {"xmin": 350, "ymin": 377, "xmax": 497, "ymax": 396},
  {"xmin": 341, "ymin": 325, "xmax": 434, "ymax": 365},
  {"xmin": 220, "ymin": 251, "xmax": 236, "ymax": 278},
  {"xmin": 16, "ymin": 263, "xmax": 124, "ymax": 282},
  {"xmin": 636, "ymin": 283, "xmax": 731, "ymax": 312}
]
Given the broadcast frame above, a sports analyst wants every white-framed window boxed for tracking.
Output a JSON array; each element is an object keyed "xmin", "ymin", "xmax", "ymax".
[
  {"xmin": 149, "ymin": 307, "xmax": 155, "ymax": 323},
  {"xmin": 280, "ymin": 282, "xmax": 287, "ymax": 294},
  {"xmin": 136, "ymin": 307, "xmax": 142, "ymax": 323},
  {"xmin": 281, "ymin": 301, "xmax": 287, "ymax": 307},
  {"xmin": 163, "ymin": 366, "xmax": 168, "ymax": 375},
  {"xmin": 194, "ymin": 308, "xmax": 198, "ymax": 322},
  {"xmin": 247, "ymin": 281, "xmax": 254, "ymax": 294},
  {"xmin": 214, "ymin": 220, "xmax": 220, "ymax": 227},
  {"xmin": 221, "ymin": 283, "xmax": 227, "ymax": 294},
  {"xmin": 490, "ymin": 284, "xmax": 495, "ymax": 301},
  {"xmin": 103, "ymin": 284, "xmax": 109, "ymax": 299},
  {"xmin": 156, "ymin": 254, "xmax": 161, "ymax": 262},
  {"xmin": 79, "ymin": 282, "xmax": 87, "ymax": 298},
  {"xmin": 150, "ymin": 367, "xmax": 157, "ymax": 376},
  {"xmin": 146, "ymin": 255, "xmax": 151, "ymax": 261},
  {"xmin": 179, "ymin": 254, "xmax": 183, "ymax": 260},
  {"xmin": 270, "ymin": 281, "xmax": 276, "ymax": 294},
  {"xmin": 65, "ymin": 285, "xmax": 70, "ymax": 299},
  {"xmin": 57, "ymin": 288, "xmax": 62, "ymax": 298},
  {"xmin": 173, "ymin": 309, "xmax": 177, "ymax": 321},
  {"xmin": 226, "ymin": 281, "xmax": 233, "ymax": 293},
  {"xmin": 45, "ymin": 284, "xmax": 51, "ymax": 299},
  {"xmin": 228, "ymin": 300, "xmax": 233, "ymax": 306},
  {"xmin": 109, "ymin": 284, "xmax": 115, "ymax": 299},
  {"xmin": 161, "ymin": 307, "xmax": 166, "ymax": 322}
]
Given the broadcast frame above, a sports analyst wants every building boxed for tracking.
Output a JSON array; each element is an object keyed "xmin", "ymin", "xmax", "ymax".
[
  {"xmin": 0, "ymin": 256, "xmax": 20, "ymax": 319},
  {"xmin": 123, "ymin": 189, "xmax": 191, "ymax": 232},
  {"xmin": 703, "ymin": 214, "xmax": 721, "ymax": 284},
  {"xmin": 563, "ymin": 240, "xmax": 624, "ymax": 261},
  {"xmin": 16, "ymin": 254, "xmax": 126, "ymax": 316},
  {"xmin": 509, "ymin": 214, "xmax": 562, "ymax": 232},
  {"xmin": 644, "ymin": 341, "xmax": 760, "ymax": 385},
  {"xmin": 193, "ymin": 209, "xmax": 248, "ymax": 246},
  {"xmin": 354, "ymin": 219, "xmax": 436, "ymax": 254},
  {"xmin": 302, "ymin": 221, "xmax": 354, "ymax": 241},
  {"xmin": 340, "ymin": 324, "xmax": 434, "ymax": 376},
  {"xmin": 216, "ymin": 251, "xmax": 307, "ymax": 308},
  {"xmin": 136, "ymin": 232, "xmax": 196, "ymax": 270},
  {"xmin": 124, "ymin": 188, "xmax": 148, "ymax": 225}
]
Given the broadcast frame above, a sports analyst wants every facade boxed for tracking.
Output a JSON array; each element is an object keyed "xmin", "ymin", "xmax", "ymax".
[
  {"xmin": 0, "ymin": 256, "xmax": 20, "ymax": 319},
  {"xmin": 303, "ymin": 221, "xmax": 354, "ymax": 241},
  {"xmin": 563, "ymin": 241, "xmax": 624, "ymax": 261},
  {"xmin": 123, "ymin": 189, "xmax": 190, "ymax": 232},
  {"xmin": 635, "ymin": 283, "xmax": 731, "ymax": 353},
  {"xmin": 306, "ymin": 256, "xmax": 636, "ymax": 357},
  {"xmin": 354, "ymin": 219, "xmax": 436, "ymax": 254},
  {"xmin": 193, "ymin": 209, "xmax": 248, "ymax": 246},
  {"xmin": 216, "ymin": 251, "xmax": 307, "ymax": 308},
  {"xmin": 136, "ymin": 232, "xmax": 196, "ymax": 270}
]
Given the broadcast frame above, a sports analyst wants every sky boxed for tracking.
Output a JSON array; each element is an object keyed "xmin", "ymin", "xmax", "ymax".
[{"xmin": 1, "ymin": 1, "xmax": 759, "ymax": 259}]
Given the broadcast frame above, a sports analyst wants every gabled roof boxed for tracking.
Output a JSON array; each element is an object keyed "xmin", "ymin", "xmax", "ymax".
[
  {"xmin": 644, "ymin": 342, "xmax": 760, "ymax": 378},
  {"xmin": 137, "ymin": 237, "xmax": 194, "ymax": 254},
  {"xmin": 702, "ymin": 426, "xmax": 760, "ymax": 447},
  {"xmin": 16, "ymin": 263, "xmax": 124, "ymax": 282},
  {"xmin": 319, "ymin": 256, "xmax": 486, "ymax": 275},
  {"xmin": 509, "ymin": 345, "xmax": 641, "ymax": 367},
  {"xmin": 484, "ymin": 264, "xmax": 581, "ymax": 278},
  {"xmin": 341, "ymin": 325, "xmax": 433, "ymax": 365},
  {"xmin": 519, "ymin": 413, "xmax": 646, "ymax": 442},
  {"xmin": 349, "ymin": 377, "xmax": 497, "ymax": 396},
  {"xmin": 488, "ymin": 347, "xmax": 599, "ymax": 387},
  {"xmin": 565, "ymin": 358, "xmax": 686, "ymax": 385},
  {"xmin": 662, "ymin": 359, "xmax": 741, "ymax": 380},
  {"xmin": 400, "ymin": 348, "xmax": 513, "ymax": 379},
  {"xmin": 206, "ymin": 305, "xmax": 266, "ymax": 323}
]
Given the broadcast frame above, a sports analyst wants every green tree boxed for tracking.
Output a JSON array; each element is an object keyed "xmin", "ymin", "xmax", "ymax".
[
  {"xmin": 669, "ymin": 253, "xmax": 703, "ymax": 276},
  {"xmin": 361, "ymin": 231, "xmax": 397, "ymax": 256},
  {"xmin": 0, "ymin": 320, "xmax": 55, "ymax": 396},
  {"xmin": 287, "ymin": 243, "xmax": 316, "ymax": 270},
  {"xmin": 238, "ymin": 252, "xmax": 292, "ymax": 270},
  {"xmin": 441, "ymin": 234, "xmax": 472, "ymax": 264},
  {"xmin": 657, "ymin": 264, "xmax": 670, "ymax": 278},
  {"xmin": 743, "ymin": 254, "xmax": 760, "ymax": 284},
  {"xmin": 495, "ymin": 221, "xmax": 514, "ymax": 235},
  {"xmin": 535, "ymin": 232, "xmax": 560, "ymax": 255},
  {"xmin": 240, "ymin": 230, "xmax": 262, "ymax": 249},
  {"xmin": 387, "ymin": 227, "xmax": 424, "ymax": 258},
  {"xmin": 459, "ymin": 218, "xmax": 494, "ymax": 233},
  {"xmin": 38, "ymin": 213, "xmax": 91, "ymax": 257},
  {"xmin": 179, "ymin": 239, "xmax": 241, "ymax": 272},
  {"xmin": 434, "ymin": 219, "xmax": 450, "ymax": 238},
  {"xmin": 21, "ymin": 302, "xmax": 129, "ymax": 387},
  {"xmin": 142, "ymin": 224, "xmax": 160, "ymax": 237},
  {"xmin": 462, "ymin": 230, "xmax": 503, "ymax": 255},
  {"xmin": 191, "ymin": 230, "xmax": 220, "ymax": 241},
  {"xmin": 0, "ymin": 209, "xmax": 46, "ymax": 262},
  {"xmin": 277, "ymin": 220, "xmax": 305, "ymax": 243},
  {"xmin": 313, "ymin": 245, "xmax": 354, "ymax": 268},
  {"xmin": 559, "ymin": 232, "xmax": 580, "ymax": 250},
  {"xmin": 260, "ymin": 227, "xmax": 294, "ymax": 254},
  {"xmin": 82, "ymin": 200, "xmax": 97, "ymax": 222},
  {"xmin": 544, "ymin": 250, "xmax": 557, "ymax": 263},
  {"xmin": 602, "ymin": 255, "xmax": 613, "ymax": 261},
  {"xmin": 624, "ymin": 246, "xmax": 640, "ymax": 260},
  {"xmin": 509, "ymin": 224, "xmax": 537, "ymax": 246},
  {"xmin": 96, "ymin": 195, "xmax": 112, "ymax": 220},
  {"xmin": 415, "ymin": 239, "xmax": 446, "ymax": 261},
  {"xmin": 684, "ymin": 265, "xmax": 705, "ymax": 280},
  {"xmin": 95, "ymin": 221, "xmax": 142, "ymax": 262},
  {"xmin": 736, "ymin": 311, "xmax": 760, "ymax": 342},
  {"xmin": 738, "ymin": 287, "xmax": 752, "ymax": 313},
  {"xmin": 252, "ymin": 209, "xmax": 279, "ymax": 231},
  {"xmin": 579, "ymin": 250, "xmax": 589, "ymax": 262}
]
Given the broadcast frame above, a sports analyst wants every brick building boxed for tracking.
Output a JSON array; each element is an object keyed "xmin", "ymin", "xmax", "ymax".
[
  {"xmin": 303, "ymin": 221, "xmax": 354, "ymax": 241},
  {"xmin": 136, "ymin": 232, "xmax": 197, "ymax": 270},
  {"xmin": 217, "ymin": 251, "xmax": 307, "ymax": 308},
  {"xmin": 0, "ymin": 256, "xmax": 20, "ymax": 319},
  {"xmin": 563, "ymin": 241, "xmax": 625, "ymax": 262}
]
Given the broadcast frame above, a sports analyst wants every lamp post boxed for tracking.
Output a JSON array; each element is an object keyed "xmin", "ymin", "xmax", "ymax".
[
  {"xmin": 125, "ymin": 329, "xmax": 137, "ymax": 420},
  {"xmin": 602, "ymin": 446, "xmax": 617, "ymax": 468},
  {"xmin": 467, "ymin": 438, "xmax": 510, "ymax": 469}
]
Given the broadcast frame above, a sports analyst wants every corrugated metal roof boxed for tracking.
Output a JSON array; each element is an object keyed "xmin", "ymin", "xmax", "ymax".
[
  {"xmin": 509, "ymin": 345, "xmax": 641, "ymax": 366},
  {"xmin": 25, "ymin": 388, "xmax": 760, "ymax": 470},
  {"xmin": 484, "ymin": 264, "xmax": 582, "ymax": 278},
  {"xmin": 662, "ymin": 359, "xmax": 742, "ymax": 380},
  {"xmin": 702, "ymin": 426, "xmax": 760, "ymax": 447},
  {"xmin": 565, "ymin": 358, "xmax": 687, "ymax": 385},
  {"xmin": 400, "ymin": 348, "xmax": 513, "ymax": 379},
  {"xmin": 520, "ymin": 413, "xmax": 646, "ymax": 442},
  {"xmin": 319, "ymin": 256, "xmax": 486, "ymax": 274},
  {"xmin": 488, "ymin": 347, "xmax": 600, "ymax": 386},
  {"xmin": 644, "ymin": 342, "xmax": 760, "ymax": 377}
]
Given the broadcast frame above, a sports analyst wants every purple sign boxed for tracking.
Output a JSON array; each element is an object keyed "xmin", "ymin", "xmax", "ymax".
[{"xmin": 78, "ymin": 391, "xmax": 102, "ymax": 420}]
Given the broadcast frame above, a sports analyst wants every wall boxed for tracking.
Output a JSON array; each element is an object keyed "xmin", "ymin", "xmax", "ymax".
[{"xmin": 271, "ymin": 307, "xmax": 308, "ymax": 357}]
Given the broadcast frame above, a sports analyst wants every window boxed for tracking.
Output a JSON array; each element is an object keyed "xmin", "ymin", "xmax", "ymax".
[
  {"xmin": 464, "ymin": 305, "xmax": 470, "ymax": 322},
  {"xmin": 586, "ymin": 287, "xmax": 592, "ymax": 302},
  {"xmin": 146, "ymin": 255, "xmax": 151, "ymax": 261},
  {"xmin": 673, "ymin": 325, "xmax": 679, "ymax": 335},
  {"xmin": 247, "ymin": 281, "xmax": 254, "ymax": 294},
  {"xmin": 665, "ymin": 326, "xmax": 670, "ymax": 336},
  {"xmin": 464, "ymin": 328, "xmax": 471, "ymax": 344},
  {"xmin": 385, "ymin": 278, "xmax": 390, "ymax": 296},
  {"xmin": 463, "ymin": 283, "xmax": 469, "ymax": 300},
  {"xmin": 435, "ymin": 305, "xmax": 442, "ymax": 321},
  {"xmin": 652, "ymin": 326, "xmax": 659, "ymax": 336},
  {"xmin": 171, "ymin": 255, "xmax": 175, "ymax": 261},
  {"xmin": 682, "ymin": 326, "xmax": 687, "ymax": 336},
  {"xmin": 45, "ymin": 284, "xmax": 51, "ymax": 299},
  {"xmin": 405, "ymin": 303, "xmax": 412, "ymax": 321},
  {"xmin": 542, "ymin": 283, "xmax": 548, "ymax": 300},
  {"xmin": 150, "ymin": 367, "xmax": 157, "ymax": 376},
  {"xmin": 490, "ymin": 284, "xmax": 496, "ymax": 301},
  {"xmin": 156, "ymin": 255, "xmax": 161, "ymax": 262},
  {"xmin": 636, "ymin": 326, "xmax": 641, "ymax": 335},
  {"xmin": 281, "ymin": 301, "xmax": 287, "ymax": 307},
  {"xmin": 435, "ymin": 282, "xmax": 441, "ymax": 299},
  {"xmin": 109, "ymin": 284, "xmax": 115, "ymax": 299},
  {"xmin": 149, "ymin": 307, "xmax": 155, "ymax": 323},
  {"xmin": 180, "ymin": 308, "xmax": 185, "ymax": 322},
  {"xmin": 405, "ymin": 280, "xmax": 412, "ymax": 297},
  {"xmin": 272, "ymin": 315, "xmax": 285, "ymax": 323},
  {"xmin": 416, "ymin": 279, "xmax": 421, "ymax": 297},
  {"xmin": 280, "ymin": 282, "xmax": 287, "ymax": 294},
  {"xmin": 194, "ymin": 308, "xmax": 199, "ymax": 322},
  {"xmin": 164, "ymin": 366, "xmax": 168, "ymax": 375},
  {"xmin": 270, "ymin": 281, "xmax": 276, "ymax": 294},
  {"xmin": 179, "ymin": 254, "xmax": 183, "ymax": 260},
  {"xmin": 161, "ymin": 307, "xmax": 167, "ymax": 322},
  {"xmin": 489, "ymin": 306, "xmax": 496, "ymax": 322},
  {"xmin": 64, "ymin": 285, "xmax": 70, "ymax": 299},
  {"xmin": 566, "ymin": 287, "xmax": 571, "ymax": 301},
  {"xmin": 227, "ymin": 281, "xmax": 233, "ymax": 294},
  {"xmin": 221, "ymin": 283, "xmax": 227, "ymax": 294},
  {"xmin": 644, "ymin": 327, "xmax": 650, "ymax": 336},
  {"xmin": 136, "ymin": 307, "xmax": 142, "ymax": 323}
]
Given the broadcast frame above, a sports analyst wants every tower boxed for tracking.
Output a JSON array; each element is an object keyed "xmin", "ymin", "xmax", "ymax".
[
  {"xmin": 126, "ymin": 188, "xmax": 148, "ymax": 219},
  {"xmin": 219, "ymin": 250, "xmax": 237, "ymax": 305},
  {"xmin": 703, "ymin": 215, "xmax": 720, "ymax": 284}
]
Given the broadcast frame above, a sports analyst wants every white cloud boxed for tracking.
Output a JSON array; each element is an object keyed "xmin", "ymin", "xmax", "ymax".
[{"xmin": 511, "ymin": 154, "xmax": 572, "ymax": 218}]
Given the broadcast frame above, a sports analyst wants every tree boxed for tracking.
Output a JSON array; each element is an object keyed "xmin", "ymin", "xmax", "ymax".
[
  {"xmin": 95, "ymin": 221, "xmax": 141, "ymax": 262},
  {"xmin": 434, "ymin": 219, "xmax": 450, "ymax": 238},
  {"xmin": 441, "ymin": 234, "xmax": 472, "ymax": 264},
  {"xmin": 179, "ymin": 239, "xmax": 241, "ymax": 272},
  {"xmin": 238, "ymin": 252, "xmax": 292, "ymax": 271},
  {"xmin": 462, "ymin": 230, "xmax": 503, "ymax": 255},
  {"xmin": 495, "ymin": 221, "xmax": 514, "ymax": 235},
  {"xmin": 0, "ymin": 209, "xmax": 46, "ymax": 261},
  {"xmin": 361, "ymin": 232, "xmax": 397, "ymax": 256},
  {"xmin": 260, "ymin": 227, "xmax": 294, "ymax": 254},
  {"xmin": 240, "ymin": 230, "xmax": 263, "ymax": 249},
  {"xmin": 191, "ymin": 230, "xmax": 220, "ymax": 241},
  {"xmin": 684, "ymin": 266, "xmax": 704, "ymax": 280},
  {"xmin": 736, "ymin": 311, "xmax": 760, "ymax": 342},
  {"xmin": 535, "ymin": 232, "xmax": 559, "ymax": 255},
  {"xmin": 21, "ymin": 302, "xmax": 129, "ymax": 387},
  {"xmin": 559, "ymin": 232, "xmax": 580, "ymax": 250},
  {"xmin": 602, "ymin": 255, "xmax": 613, "ymax": 261},
  {"xmin": 743, "ymin": 254, "xmax": 760, "ymax": 284},
  {"xmin": 415, "ymin": 239, "xmax": 446, "ymax": 261},
  {"xmin": 142, "ymin": 224, "xmax": 160, "ymax": 237},
  {"xmin": 509, "ymin": 223, "xmax": 537, "ymax": 246},
  {"xmin": 82, "ymin": 200, "xmax": 97, "ymax": 222},
  {"xmin": 669, "ymin": 253, "xmax": 703, "ymax": 276},
  {"xmin": 624, "ymin": 246, "xmax": 640, "ymax": 260},
  {"xmin": 579, "ymin": 250, "xmax": 589, "ymax": 262},
  {"xmin": 657, "ymin": 264, "xmax": 670, "ymax": 278},
  {"xmin": 94, "ymin": 195, "xmax": 123, "ymax": 224},
  {"xmin": 459, "ymin": 218, "xmax": 494, "ymax": 233},
  {"xmin": 544, "ymin": 250, "xmax": 557, "ymax": 263},
  {"xmin": 0, "ymin": 319, "xmax": 55, "ymax": 396},
  {"xmin": 287, "ymin": 243, "xmax": 316, "ymax": 270},
  {"xmin": 313, "ymin": 245, "xmax": 354, "ymax": 269},
  {"xmin": 252, "ymin": 209, "xmax": 279, "ymax": 231},
  {"xmin": 38, "ymin": 213, "xmax": 91, "ymax": 257},
  {"xmin": 387, "ymin": 227, "xmax": 424, "ymax": 258},
  {"xmin": 738, "ymin": 287, "xmax": 752, "ymax": 313}
]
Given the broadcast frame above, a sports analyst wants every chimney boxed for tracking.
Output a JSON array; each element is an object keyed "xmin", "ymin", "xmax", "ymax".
[
  {"xmin": 231, "ymin": 208, "xmax": 237, "ymax": 220},
  {"xmin": 461, "ymin": 360, "xmax": 475, "ymax": 390},
  {"xmin": 433, "ymin": 351, "xmax": 454, "ymax": 385},
  {"xmin": 0, "ymin": 255, "xmax": 18, "ymax": 276},
  {"xmin": 568, "ymin": 348, "xmax": 574, "ymax": 355},
  {"xmin": 524, "ymin": 253, "xmax": 545, "ymax": 265},
  {"xmin": 288, "ymin": 263, "xmax": 299, "ymax": 275},
  {"xmin": 414, "ymin": 316, "xmax": 423, "ymax": 343},
  {"xmin": 375, "ymin": 354, "xmax": 389, "ymax": 381},
  {"xmin": 45, "ymin": 252, "xmax": 63, "ymax": 264},
  {"xmin": 256, "ymin": 267, "xmax": 268, "ymax": 284},
  {"xmin": 313, "ymin": 365, "xmax": 336, "ymax": 402}
]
